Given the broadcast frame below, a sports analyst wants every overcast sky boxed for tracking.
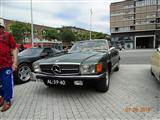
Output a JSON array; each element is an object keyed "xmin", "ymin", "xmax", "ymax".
[{"xmin": 1, "ymin": 0, "xmax": 122, "ymax": 34}]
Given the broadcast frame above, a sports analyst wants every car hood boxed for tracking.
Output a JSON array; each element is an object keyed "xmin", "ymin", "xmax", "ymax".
[
  {"xmin": 17, "ymin": 55, "xmax": 39, "ymax": 64},
  {"xmin": 35, "ymin": 51, "xmax": 105, "ymax": 64}
]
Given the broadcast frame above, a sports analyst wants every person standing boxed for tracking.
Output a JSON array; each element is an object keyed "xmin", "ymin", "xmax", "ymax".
[{"xmin": 0, "ymin": 24, "xmax": 18, "ymax": 112}]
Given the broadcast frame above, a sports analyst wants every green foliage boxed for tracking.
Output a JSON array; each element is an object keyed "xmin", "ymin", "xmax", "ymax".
[
  {"xmin": 42, "ymin": 28, "xmax": 59, "ymax": 40},
  {"xmin": 7, "ymin": 20, "xmax": 110, "ymax": 44},
  {"xmin": 60, "ymin": 28, "xmax": 76, "ymax": 42},
  {"xmin": 74, "ymin": 31, "xmax": 108, "ymax": 41},
  {"xmin": 93, "ymin": 32, "xmax": 106, "ymax": 39},
  {"xmin": 8, "ymin": 21, "xmax": 31, "ymax": 44}
]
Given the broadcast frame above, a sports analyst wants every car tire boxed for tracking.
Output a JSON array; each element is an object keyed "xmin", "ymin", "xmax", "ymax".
[
  {"xmin": 14, "ymin": 63, "xmax": 32, "ymax": 84},
  {"xmin": 151, "ymin": 67, "xmax": 154, "ymax": 76},
  {"xmin": 43, "ymin": 80, "xmax": 54, "ymax": 87},
  {"xmin": 114, "ymin": 61, "xmax": 120, "ymax": 71},
  {"xmin": 96, "ymin": 71, "xmax": 110, "ymax": 92}
]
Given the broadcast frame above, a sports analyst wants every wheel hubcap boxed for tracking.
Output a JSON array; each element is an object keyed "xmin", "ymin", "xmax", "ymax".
[{"xmin": 18, "ymin": 65, "xmax": 31, "ymax": 82}]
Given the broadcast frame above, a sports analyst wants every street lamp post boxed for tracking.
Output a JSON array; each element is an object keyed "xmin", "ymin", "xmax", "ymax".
[
  {"xmin": 30, "ymin": 0, "xmax": 34, "ymax": 47},
  {"xmin": 0, "ymin": 0, "xmax": 2, "ymax": 18},
  {"xmin": 90, "ymin": 9, "xmax": 92, "ymax": 40}
]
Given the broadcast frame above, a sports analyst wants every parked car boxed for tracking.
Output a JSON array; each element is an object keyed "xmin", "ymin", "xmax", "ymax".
[
  {"xmin": 14, "ymin": 47, "xmax": 65, "ymax": 84},
  {"xmin": 151, "ymin": 47, "xmax": 160, "ymax": 81},
  {"xmin": 33, "ymin": 39, "xmax": 120, "ymax": 92}
]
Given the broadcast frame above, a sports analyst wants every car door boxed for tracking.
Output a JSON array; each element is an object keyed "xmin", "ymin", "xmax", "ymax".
[
  {"xmin": 155, "ymin": 48, "xmax": 160, "ymax": 80},
  {"xmin": 109, "ymin": 48, "xmax": 115, "ymax": 67},
  {"xmin": 41, "ymin": 48, "xmax": 54, "ymax": 57},
  {"xmin": 151, "ymin": 51, "xmax": 157, "ymax": 75},
  {"xmin": 110, "ymin": 48, "xmax": 119, "ymax": 68},
  {"xmin": 152, "ymin": 48, "xmax": 160, "ymax": 80}
]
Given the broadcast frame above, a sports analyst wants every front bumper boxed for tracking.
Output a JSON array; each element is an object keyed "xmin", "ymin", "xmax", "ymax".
[{"xmin": 32, "ymin": 72, "xmax": 106, "ymax": 81}]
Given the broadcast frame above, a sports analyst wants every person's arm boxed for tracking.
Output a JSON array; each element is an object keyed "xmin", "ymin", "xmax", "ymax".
[
  {"xmin": 12, "ymin": 48, "xmax": 18, "ymax": 71},
  {"xmin": 8, "ymin": 33, "xmax": 18, "ymax": 71}
]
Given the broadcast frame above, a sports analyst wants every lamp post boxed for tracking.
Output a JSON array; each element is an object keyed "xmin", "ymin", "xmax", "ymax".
[
  {"xmin": 30, "ymin": 0, "xmax": 34, "ymax": 47},
  {"xmin": 90, "ymin": 9, "xmax": 92, "ymax": 40},
  {"xmin": 0, "ymin": 0, "xmax": 2, "ymax": 18}
]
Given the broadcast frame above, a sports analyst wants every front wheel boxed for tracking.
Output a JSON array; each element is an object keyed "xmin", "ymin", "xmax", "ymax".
[
  {"xmin": 14, "ymin": 63, "xmax": 32, "ymax": 84},
  {"xmin": 151, "ymin": 67, "xmax": 154, "ymax": 76},
  {"xmin": 114, "ymin": 61, "xmax": 120, "ymax": 71},
  {"xmin": 96, "ymin": 71, "xmax": 110, "ymax": 92}
]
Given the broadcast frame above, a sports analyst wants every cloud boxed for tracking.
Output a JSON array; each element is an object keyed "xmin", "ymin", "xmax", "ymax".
[{"xmin": 1, "ymin": 0, "xmax": 122, "ymax": 34}]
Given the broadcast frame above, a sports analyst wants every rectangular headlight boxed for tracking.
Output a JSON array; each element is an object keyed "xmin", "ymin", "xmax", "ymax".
[
  {"xmin": 80, "ymin": 64, "xmax": 95, "ymax": 74},
  {"xmin": 33, "ymin": 64, "xmax": 41, "ymax": 72}
]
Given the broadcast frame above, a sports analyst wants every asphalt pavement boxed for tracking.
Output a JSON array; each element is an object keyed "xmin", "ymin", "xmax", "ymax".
[{"xmin": 120, "ymin": 49, "xmax": 155, "ymax": 64}]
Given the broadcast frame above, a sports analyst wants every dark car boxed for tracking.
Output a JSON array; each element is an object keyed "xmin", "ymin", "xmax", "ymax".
[
  {"xmin": 33, "ymin": 39, "xmax": 120, "ymax": 92},
  {"xmin": 14, "ymin": 47, "xmax": 65, "ymax": 84}
]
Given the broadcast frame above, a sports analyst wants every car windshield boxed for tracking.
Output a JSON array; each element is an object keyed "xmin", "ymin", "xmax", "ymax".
[
  {"xmin": 18, "ymin": 48, "xmax": 43, "ymax": 56},
  {"xmin": 69, "ymin": 40, "xmax": 108, "ymax": 53}
]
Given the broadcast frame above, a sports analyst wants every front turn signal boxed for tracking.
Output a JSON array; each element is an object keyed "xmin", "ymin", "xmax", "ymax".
[{"xmin": 96, "ymin": 63, "xmax": 102, "ymax": 73}]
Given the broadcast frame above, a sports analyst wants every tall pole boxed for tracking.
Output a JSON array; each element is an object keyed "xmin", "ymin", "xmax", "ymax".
[
  {"xmin": 0, "ymin": 0, "xmax": 2, "ymax": 18},
  {"xmin": 31, "ymin": 0, "xmax": 34, "ymax": 47},
  {"xmin": 90, "ymin": 9, "xmax": 92, "ymax": 40}
]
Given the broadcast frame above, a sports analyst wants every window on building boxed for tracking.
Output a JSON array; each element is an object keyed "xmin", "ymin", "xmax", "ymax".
[
  {"xmin": 124, "ymin": 4, "xmax": 134, "ymax": 9},
  {"xmin": 157, "ymin": 18, "xmax": 160, "ymax": 23},
  {"xmin": 157, "ymin": 11, "xmax": 160, "ymax": 17},
  {"xmin": 119, "ymin": 27, "xmax": 124, "ymax": 32},
  {"xmin": 42, "ymin": 30, "xmax": 46, "ymax": 36},
  {"xmin": 24, "ymin": 38, "xmax": 29, "ymax": 43},
  {"xmin": 115, "ymin": 27, "xmax": 119, "ymax": 32},
  {"xmin": 130, "ymin": 26, "xmax": 135, "ymax": 31},
  {"xmin": 136, "ymin": 0, "xmax": 157, "ymax": 7},
  {"xmin": 111, "ymin": 28, "xmax": 115, "ymax": 33},
  {"xmin": 136, "ymin": 20, "xmax": 141, "ymax": 25},
  {"xmin": 148, "ymin": 19, "xmax": 156, "ymax": 24},
  {"xmin": 110, "ymin": 11, "xmax": 124, "ymax": 16},
  {"xmin": 147, "ymin": 12, "xmax": 156, "ymax": 18},
  {"xmin": 141, "ymin": 19, "xmax": 148, "ymax": 24}
]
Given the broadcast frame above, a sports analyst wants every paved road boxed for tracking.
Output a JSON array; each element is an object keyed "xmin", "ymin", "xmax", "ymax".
[
  {"xmin": 0, "ymin": 65, "xmax": 160, "ymax": 120},
  {"xmin": 120, "ymin": 49, "xmax": 155, "ymax": 64}
]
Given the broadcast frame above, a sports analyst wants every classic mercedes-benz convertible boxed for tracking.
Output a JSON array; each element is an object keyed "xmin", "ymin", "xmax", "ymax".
[{"xmin": 33, "ymin": 39, "xmax": 120, "ymax": 92}]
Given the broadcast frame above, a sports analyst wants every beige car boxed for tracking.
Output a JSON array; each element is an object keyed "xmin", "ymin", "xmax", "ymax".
[{"xmin": 151, "ymin": 47, "xmax": 160, "ymax": 81}]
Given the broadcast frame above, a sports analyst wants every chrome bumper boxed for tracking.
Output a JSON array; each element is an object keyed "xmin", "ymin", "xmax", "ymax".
[{"xmin": 32, "ymin": 72, "xmax": 106, "ymax": 80}]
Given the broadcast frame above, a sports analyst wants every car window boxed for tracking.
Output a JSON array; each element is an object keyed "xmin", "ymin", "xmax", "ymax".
[
  {"xmin": 42, "ymin": 48, "xmax": 53, "ymax": 54},
  {"xmin": 18, "ymin": 48, "xmax": 43, "ymax": 56},
  {"xmin": 52, "ymin": 48, "xmax": 60, "ymax": 53}
]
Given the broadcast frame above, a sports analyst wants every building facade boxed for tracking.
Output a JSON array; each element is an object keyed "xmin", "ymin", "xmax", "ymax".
[{"xmin": 110, "ymin": 0, "xmax": 160, "ymax": 49}]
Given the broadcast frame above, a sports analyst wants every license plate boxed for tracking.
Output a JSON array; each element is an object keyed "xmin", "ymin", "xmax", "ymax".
[{"xmin": 47, "ymin": 79, "xmax": 66, "ymax": 85}]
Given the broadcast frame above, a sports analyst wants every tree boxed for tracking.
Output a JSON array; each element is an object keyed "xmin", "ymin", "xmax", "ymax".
[
  {"xmin": 60, "ymin": 28, "xmax": 76, "ymax": 43},
  {"xmin": 94, "ymin": 32, "xmax": 106, "ymax": 39},
  {"xmin": 8, "ymin": 21, "xmax": 31, "ymax": 44},
  {"xmin": 42, "ymin": 28, "xmax": 59, "ymax": 40}
]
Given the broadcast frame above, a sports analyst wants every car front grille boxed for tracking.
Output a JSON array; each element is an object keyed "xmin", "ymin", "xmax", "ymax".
[{"xmin": 40, "ymin": 64, "xmax": 80, "ymax": 75}]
